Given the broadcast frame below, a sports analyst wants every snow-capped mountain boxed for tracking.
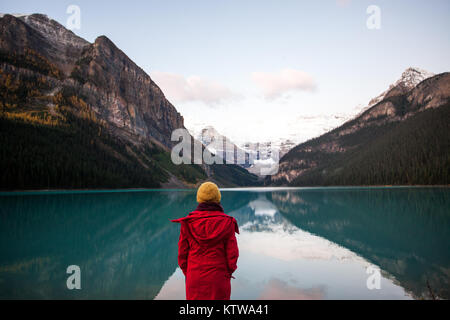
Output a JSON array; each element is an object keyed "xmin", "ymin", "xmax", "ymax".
[
  {"xmin": 241, "ymin": 139, "xmax": 295, "ymax": 159},
  {"xmin": 188, "ymin": 125, "xmax": 297, "ymax": 176},
  {"xmin": 367, "ymin": 67, "xmax": 435, "ymax": 109},
  {"xmin": 189, "ymin": 125, "xmax": 252, "ymax": 167},
  {"xmin": 396, "ymin": 67, "xmax": 435, "ymax": 88},
  {"xmin": 189, "ymin": 125, "xmax": 286, "ymax": 176}
]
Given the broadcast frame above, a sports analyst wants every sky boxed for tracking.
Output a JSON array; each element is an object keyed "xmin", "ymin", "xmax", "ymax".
[{"xmin": 1, "ymin": 0, "xmax": 449, "ymax": 144}]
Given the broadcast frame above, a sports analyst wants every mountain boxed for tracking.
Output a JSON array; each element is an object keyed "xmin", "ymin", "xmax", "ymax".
[
  {"xmin": 190, "ymin": 125, "xmax": 287, "ymax": 177},
  {"xmin": 1, "ymin": 13, "xmax": 184, "ymax": 149},
  {"xmin": 267, "ymin": 68, "xmax": 450, "ymax": 186},
  {"xmin": 365, "ymin": 67, "xmax": 435, "ymax": 109},
  {"xmin": 0, "ymin": 13, "xmax": 259, "ymax": 190},
  {"xmin": 241, "ymin": 139, "xmax": 296, "ymax": 159},
  {"xmin": 189, "ymin": 125, "xmax": 251, "ymax": 166}
]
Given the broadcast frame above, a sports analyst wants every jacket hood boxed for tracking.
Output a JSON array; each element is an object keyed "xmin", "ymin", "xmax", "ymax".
[{"xmin": 172, "ymin": 211, "xmax": 239, "ymax": 246}]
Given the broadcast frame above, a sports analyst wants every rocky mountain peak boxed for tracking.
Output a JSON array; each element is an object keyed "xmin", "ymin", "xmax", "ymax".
[
  {"xmin": 397, "ymin": 67, "xmax": 435, "ymax": 89},
  {"xmin": 94, "ymin": 35, "xmax": 115, "ymax": 48},
  {"xmin": 0, "ymin": 13, "xmax": 89, "ymax": 76},
  {"xmin": 17, "ymin": 13, "xmax": 88, "ymax": 49},
  {"xmin": 368, "ymin": 67, "xmax": 435, "ymax": 107},
  {"xmin": 200, "ymin": 126, "xmax": 221, "ymax": 138}
]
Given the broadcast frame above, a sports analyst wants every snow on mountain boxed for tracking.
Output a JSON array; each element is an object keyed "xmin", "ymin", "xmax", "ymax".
[
  {"xmin": 19, "ymin": 14, "xmax": 88, "ymax": 49},
  {"xmin": 397, "ymin": 67, "xmax": 435, "ymax": 88},
  {"xmin": 367, "ymin": 67, "xmax": 435, "ymax": 108},
  {"xmin": 188, "ymin": 125, "xmax": 252, "ymax": 167},
  {"xmin": 0, "ymin": 13, "xmax": 30, "ymax": 18},
  {"xmin": 1, "ymin": 13, "xmax": 88, "ymax": 49}
]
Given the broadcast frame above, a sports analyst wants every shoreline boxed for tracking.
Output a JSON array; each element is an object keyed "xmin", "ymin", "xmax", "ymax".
[{"xmin": 1, "ymin": 184, "xmax": 449, "ymax": 194}]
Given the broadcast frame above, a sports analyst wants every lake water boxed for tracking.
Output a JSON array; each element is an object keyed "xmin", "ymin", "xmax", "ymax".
[{"xmin": 0, "ymin": 187, "xmax": 449, "ymax": 300}]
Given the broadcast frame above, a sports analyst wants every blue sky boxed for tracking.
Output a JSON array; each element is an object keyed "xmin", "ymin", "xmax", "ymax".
[{"xmin": 1, "ymin": 0, "xmax": 449, "ymax": 143}]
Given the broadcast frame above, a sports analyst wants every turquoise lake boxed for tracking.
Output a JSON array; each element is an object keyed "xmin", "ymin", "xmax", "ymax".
[{"xmin": 0, "ymin": 187, "xmax": 449, "ymax": 300}]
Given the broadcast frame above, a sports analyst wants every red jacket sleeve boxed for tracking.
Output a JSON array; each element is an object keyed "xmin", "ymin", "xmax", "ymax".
[
  {"xmin": 225, "ymin": 224, "xmax": 239, "ymax": 276},
  {"xmin": 178, "ymin": 223, "xmax": 190, "ymax": 276}
]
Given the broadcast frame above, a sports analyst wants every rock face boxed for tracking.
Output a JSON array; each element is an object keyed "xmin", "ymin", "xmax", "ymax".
[
  {"xmin": 0, "ymin": 13, "xmax": 183, "ymax": 150},
  {"xmin": 71, "ymin": 35, "xmax": 184, "ymax": 149},
  {"xmin": 268, "ymin": 69, "xmax": 450, "ymax": 186}
]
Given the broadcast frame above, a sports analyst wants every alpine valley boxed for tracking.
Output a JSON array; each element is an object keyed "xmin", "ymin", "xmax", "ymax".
[{"xmin": 1, "ymin": 13, "xmax": 448, "ymax": 190}]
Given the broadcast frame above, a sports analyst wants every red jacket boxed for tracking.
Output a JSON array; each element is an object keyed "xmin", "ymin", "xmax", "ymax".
[{"xmin": 171, "ymin": 205, "xmax": 239, "ymax": 300}]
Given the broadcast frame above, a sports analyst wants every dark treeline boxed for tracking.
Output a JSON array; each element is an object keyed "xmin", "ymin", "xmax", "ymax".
[
  {"xmin": 289, "ymin": 104, "xmax": 450, "ymax": 186},
  {"xmin": 1, "ymin": 115, "xmax": 165, "ymax": 190}
]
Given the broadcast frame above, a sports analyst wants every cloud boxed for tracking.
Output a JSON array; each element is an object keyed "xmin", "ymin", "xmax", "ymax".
[
  {"xmin": 336, "ymin": 0, "xmax": 351, "ymax": 7},
  {"xmin": 251, "ymin": 69, "xmax": 317, "ymax": 100},
  {"xmin": 151, "ymin": 71, "xmax": 238, "ymax": 106},
  {"xmin": 259, "ymin": 278, "xmax": 325, "ymax": 300}
]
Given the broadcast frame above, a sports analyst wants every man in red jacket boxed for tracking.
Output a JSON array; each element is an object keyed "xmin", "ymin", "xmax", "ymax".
[{"xmin": 172, "ymin": 181, "xmax": 239, "ymax": 300}]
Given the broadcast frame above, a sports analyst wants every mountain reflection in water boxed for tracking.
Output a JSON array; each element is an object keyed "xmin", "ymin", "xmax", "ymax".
[{"xmin": 0, "ymin": 187, "xmax": 448, "ymax": 299}]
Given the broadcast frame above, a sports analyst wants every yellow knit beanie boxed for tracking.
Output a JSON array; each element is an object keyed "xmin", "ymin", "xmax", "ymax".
[{"xmin": 196, "ymin": 181, "xmax": 221, "ymax": 203}]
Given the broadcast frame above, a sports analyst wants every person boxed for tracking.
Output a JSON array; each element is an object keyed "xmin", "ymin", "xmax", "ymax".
[{"xmin": 171, "ymin": 181, "xmax": 239, "ymax": 300}]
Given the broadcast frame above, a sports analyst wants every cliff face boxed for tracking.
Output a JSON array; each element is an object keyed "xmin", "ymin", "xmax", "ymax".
[
  {"xmin": 70, "ymin": 35, "xmax": 184, "ymax": 149},
  {"xmin": 0, "ymin": 13, "xmax": 183, "ymax": 150},
  {"xmin": 268, "ymin": 71, "xmax": 450, "ymax": 186}
]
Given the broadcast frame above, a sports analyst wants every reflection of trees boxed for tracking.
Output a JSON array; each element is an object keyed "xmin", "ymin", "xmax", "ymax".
[
  {"xmin": 268, "ymin": 188, "xmax": 450, "ymax": 299},
  {"xmin": 0, "ymin": 191, "xmax": 196, "ymax": 299}
]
